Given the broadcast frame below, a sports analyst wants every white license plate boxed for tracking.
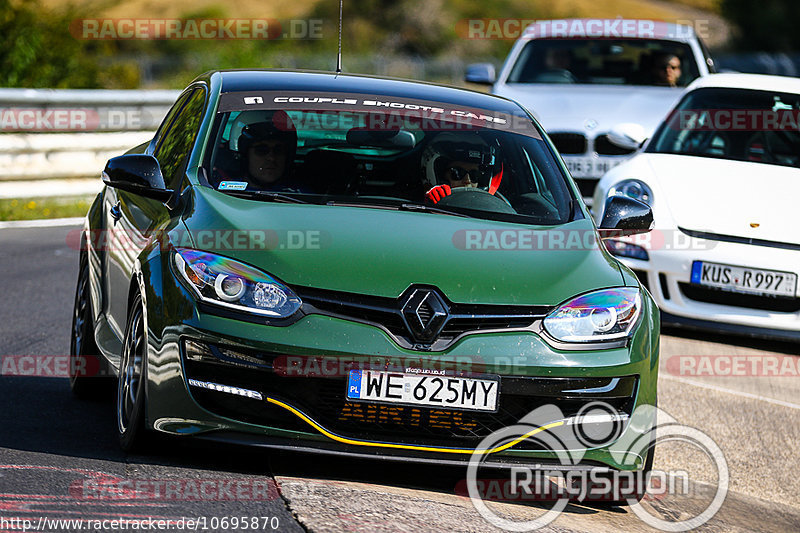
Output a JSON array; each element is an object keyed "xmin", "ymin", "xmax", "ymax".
[
  {"xmin": 564, "ymin": 156, "xmax": 624, "ymax": 178},
  {"xmin": 346, "ymin": 370, "xmax": 499, "ymax": 412},
  {"xmin": 691, "ymin": 261, "xmax": 798, "ymax": 298}
]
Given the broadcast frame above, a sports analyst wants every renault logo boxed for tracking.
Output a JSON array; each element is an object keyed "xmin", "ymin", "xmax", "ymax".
[{"xmin": 400, "ymin": 288, "xmax": 448, "ymax": 343}]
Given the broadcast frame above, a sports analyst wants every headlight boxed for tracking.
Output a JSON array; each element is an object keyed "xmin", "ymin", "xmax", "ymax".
[
  {"xmin": 173, "ymin": 248, "xmax": 302, "ymax": 318},
  {"xmin": 608, "ymin": 179, "xmax": 653, "ymax": 206},
  {"xmin": 543, "ymin": 287, "xmax": 641, "ymax": 342},
  {"xmin": 604, "ymin": 239, "xmax": 649, "ymax": 261}
]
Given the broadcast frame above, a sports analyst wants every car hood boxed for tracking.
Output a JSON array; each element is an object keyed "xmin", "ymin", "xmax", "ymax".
[
  {"xmin": 180, "ymin": 187, "xmax": 624, "ymax": 306},
  {"xmin": 496, "ymin": 84, "xmax": 682, "ymax": 136},
  {"xmin": 644, "ymin": 153, "xmax": 800, "ymax": 245}
]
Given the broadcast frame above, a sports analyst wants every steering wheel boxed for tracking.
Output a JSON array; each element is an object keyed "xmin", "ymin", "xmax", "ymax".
[{"xmin": 436, "ymin": 187, "xmax": 516, "ymax": 214}]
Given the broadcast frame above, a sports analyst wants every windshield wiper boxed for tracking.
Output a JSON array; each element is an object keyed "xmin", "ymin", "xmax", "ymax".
[
  {"xmin": 225, "ymin": 190, "xmax": 309, "ymax": 204},
  {"xmin": 325, "ymin": 200, "xmax": 397, "ymax": 210},
  {"xmin": 399, "ymin": 203, "xmax": 470, "ymax": 218},
  {"xmin": 323, "ymin": 200, "xmax": 470, "ymax": 218}
]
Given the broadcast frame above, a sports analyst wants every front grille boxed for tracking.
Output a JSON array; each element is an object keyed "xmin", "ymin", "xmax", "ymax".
[
  {"xmin": 417, "ymin": 301, "xmax": 433, "ymax": 323},
  {"xmin": 679, "ymin": 283, "xmax": 800, "ymax": 312},
  {"xmin": 594, "ymin": 134, "xmax": 636, "ymax": 156},
  {"xmin": 183, "ymin": 344, "xmax": 638, "ymax": 449},
  {"xmin": 296, "ymin": 286, "xmax": 549, "ymax": 348},
  {"xmin": 549, "ymin": 133, "xmax": 588, "ymax": 155}
]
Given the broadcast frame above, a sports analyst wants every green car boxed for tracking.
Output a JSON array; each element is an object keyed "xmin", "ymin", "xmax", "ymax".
[{"xmin": 70, "ymin": 69, "xmax": 658, "ymax": 500}]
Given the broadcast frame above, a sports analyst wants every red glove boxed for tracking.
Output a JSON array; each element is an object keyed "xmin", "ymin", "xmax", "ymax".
[{"xmin": 425, "ymin": 184, "xmax": 451, "ymax": 204}]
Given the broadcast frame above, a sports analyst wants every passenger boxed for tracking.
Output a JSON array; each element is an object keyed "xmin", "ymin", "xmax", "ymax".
[
  {"xmin": 651, "ymin": 53, "xmax": 682, "ymax": 87},
  {"xmin": 237, "ymin": 111, "xmax": 298, "ymax": 189}
]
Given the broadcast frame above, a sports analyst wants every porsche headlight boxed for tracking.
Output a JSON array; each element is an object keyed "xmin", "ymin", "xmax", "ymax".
[
  {"xmin": 173, "ymin": 248, "xmax": 301, "ymax": 318},
  {"xmin": 608, "ymin": 179, "xmax": 653, "ymax": 206},
  {"xmin": 543, "ymin": 288, "xmax": 641, "ymax": 342}
]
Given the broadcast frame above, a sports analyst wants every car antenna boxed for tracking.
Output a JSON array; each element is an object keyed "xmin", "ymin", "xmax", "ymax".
[{"xmin": 335, "ymin": 0, "xmax": 343, "ymax": 74}]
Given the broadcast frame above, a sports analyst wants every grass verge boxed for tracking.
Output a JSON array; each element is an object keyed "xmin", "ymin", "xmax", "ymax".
[{"xmin": 0, "ymin": 196, "xmax": 93, "ymax": 221}]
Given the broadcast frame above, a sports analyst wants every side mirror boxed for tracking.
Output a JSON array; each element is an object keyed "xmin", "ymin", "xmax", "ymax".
[
  {"xmin": 102, "ymin": 154, "xmax": 173, "ymax": 202},
  {"xmin": 465, "ymin": 63, "xmax": 496, "ymax": 85},
  {"xmin": 598, "ymin": 195, "xmax": 653, "ymax": 237},
  {"xmin": 607, "ymin": 123, "xmax": 647, "ymax": 151}
]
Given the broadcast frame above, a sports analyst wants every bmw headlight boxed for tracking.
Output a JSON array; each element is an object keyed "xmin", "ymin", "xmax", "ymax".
[
  {"xmin": 608, "ymin": 179, "xmax": 653, "ymax": 206},
  {"xmin": 173, "ymin": 248, "xmax": 302, "ymax": 318},
  {"xmin": 543, "ymin": 288, "xmax": 641, "ymax": 342}
]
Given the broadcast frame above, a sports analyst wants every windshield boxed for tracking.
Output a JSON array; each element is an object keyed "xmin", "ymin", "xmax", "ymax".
[
  {"xmin": 203, "ymin": 91, "xmax": 575, "ymax": 225},
  {"xmin": 647, "ymin": 87, "xmax": 800, "ymax": 168},
  {"xmin": 507, "ymin": 38, "xmax": 699, "ymax": 87}
]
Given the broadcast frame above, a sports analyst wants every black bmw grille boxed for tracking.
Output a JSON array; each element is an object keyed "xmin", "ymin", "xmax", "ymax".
[
  {"xmin": 549, "ymin": 133, "xmax": 588, "ymax": 155},
  {"xmin": 594, "ymin": 134, "xmax": 636, "ymax": 156},
  {"xmin": 574, "ymin": 178, "xmax": 598, "ymax": 199}
]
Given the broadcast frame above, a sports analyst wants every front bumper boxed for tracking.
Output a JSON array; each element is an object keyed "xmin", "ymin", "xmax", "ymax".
[
  {"xmin": 612, "ymin": 233, "xmax": 800, "ymax": 339},
  {"xmin": 143, "ymin": 272, "xmax": 660, "ymax": 472}
]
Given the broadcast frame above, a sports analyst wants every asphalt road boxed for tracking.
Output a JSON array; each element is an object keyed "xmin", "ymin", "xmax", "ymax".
[{"xmin": 0, "ymin": 223, "xmax": 798, "ymax": 533}]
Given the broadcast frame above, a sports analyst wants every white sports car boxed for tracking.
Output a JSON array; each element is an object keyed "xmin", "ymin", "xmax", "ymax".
[{"xmin": 593, "ymin": 73, "xmax": 800, "ymax": 341}]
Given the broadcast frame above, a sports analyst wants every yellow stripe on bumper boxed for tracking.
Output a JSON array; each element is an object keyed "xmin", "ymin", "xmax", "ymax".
[{"xmin": 266, "ymin": 396, "xmax": 565, "ymax": 455}]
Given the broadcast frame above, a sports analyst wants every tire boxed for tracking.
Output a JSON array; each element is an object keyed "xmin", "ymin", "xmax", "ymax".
[
  {"xmin": 117, "ymin": 292, "xmax": 150, "ymax": 452},
  {"xmin": 69, "ymin": 255, "xmax": 112, "ymax": 398}
]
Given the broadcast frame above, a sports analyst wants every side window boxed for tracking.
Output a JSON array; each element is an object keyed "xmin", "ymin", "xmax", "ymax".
[
  {"xmin": 151, "ymin": 92, "xmax": 191, "ymax": 151},
  {"xmin": 153, "ymin": 87, "xmax": 207, "ymax": 189}
]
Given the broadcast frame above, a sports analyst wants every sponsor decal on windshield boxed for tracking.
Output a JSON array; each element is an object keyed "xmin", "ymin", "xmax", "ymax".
[{"xmin": 218, "ymin": 91, "xmax": 541, "ymax": 138}]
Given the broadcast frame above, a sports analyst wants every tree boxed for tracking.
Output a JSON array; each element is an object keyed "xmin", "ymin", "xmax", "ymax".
[{"xmin": 721, "ymin": 0, "xmax": 800, "ymax": 51}]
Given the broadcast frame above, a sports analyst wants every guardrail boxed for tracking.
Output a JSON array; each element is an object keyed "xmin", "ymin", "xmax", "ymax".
[{"xmin": 0, "ymin": 89, "xmax": 179, "ymax": 180}]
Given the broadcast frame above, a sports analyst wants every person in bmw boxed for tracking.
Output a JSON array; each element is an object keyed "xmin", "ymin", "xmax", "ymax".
[{"xmin": 650, "ymin": 53, "xmax": 682, "ymax": 88}]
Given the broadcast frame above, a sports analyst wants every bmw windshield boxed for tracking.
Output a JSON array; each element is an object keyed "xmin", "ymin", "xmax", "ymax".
[
  {"xmin": 203, "ymin": 91, "xmax": 576, "ymax": 225},
  {"xmin": 507, "ymin": 39, "xmax": 700, "ymax": 86}
]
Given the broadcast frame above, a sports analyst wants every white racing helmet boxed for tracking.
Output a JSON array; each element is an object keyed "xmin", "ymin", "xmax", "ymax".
[{"xmin": 421, "ymin": 132, "xmax": 500, "ymax": 189}]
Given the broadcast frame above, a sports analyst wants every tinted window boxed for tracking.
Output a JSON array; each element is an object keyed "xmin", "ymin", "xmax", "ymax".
[
  {"xmin": 203, "ymin": 92, "xmax": 575, "ymax": 225},
  {"xmin": 154, "ymin": 87, "xmax": 207, "ymax": 188},
  {"xmin": 152, "ymin": 92, "xmax": 191, "ymax": 151},
  {"xmin": 647, "ymin": 87, "xmax": 800, "ymax": 168},
  {"xmin": 507, "ymin": 39, "xmax": 699, "ymax": 86}
]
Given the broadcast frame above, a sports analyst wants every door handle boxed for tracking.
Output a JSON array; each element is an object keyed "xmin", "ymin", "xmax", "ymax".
[{"xmin": 110, "ymin": 202, "xmax": 122, "ymax": 225}]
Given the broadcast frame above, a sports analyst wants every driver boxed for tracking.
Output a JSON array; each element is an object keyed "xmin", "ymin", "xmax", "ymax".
[
  {"xmin": 422, "ymin": 133, "xmax": 502, "ymax": 204},
  {"xmin": 237, "ymin": 111, "xmax": 298, "ymax": 189}
]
